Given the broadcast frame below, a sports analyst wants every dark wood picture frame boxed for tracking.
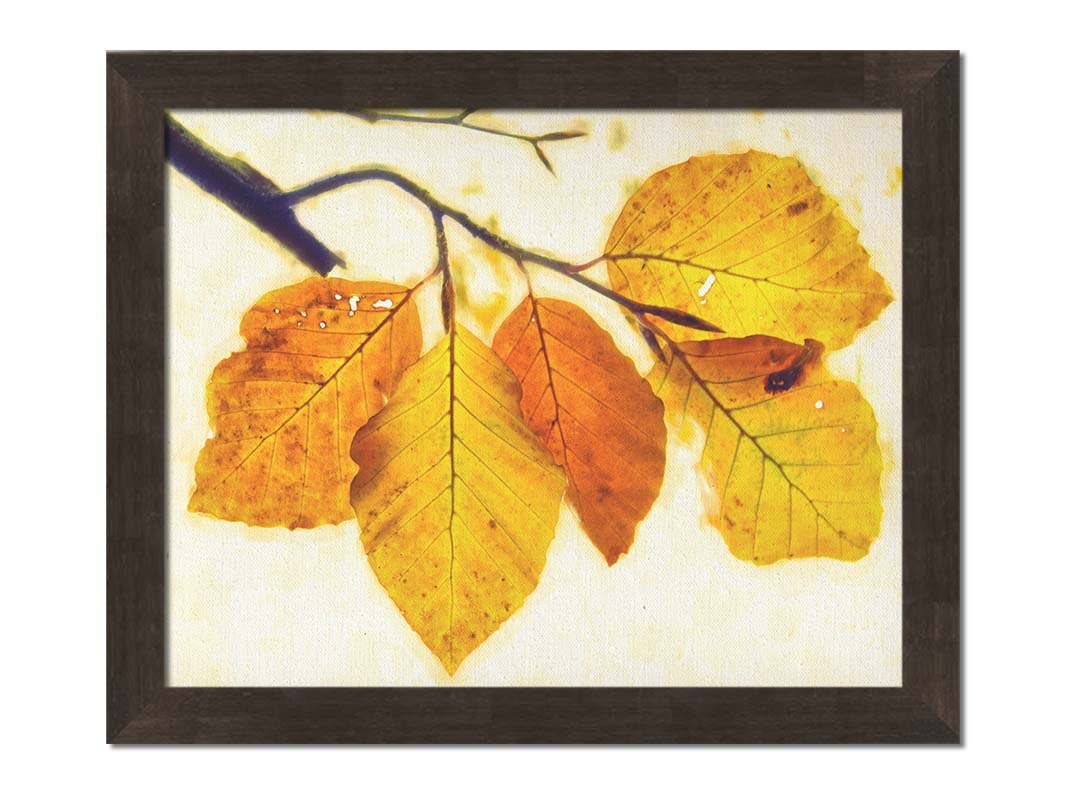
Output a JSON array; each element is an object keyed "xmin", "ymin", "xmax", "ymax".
[{"xmin": 107, "ymin": 51, "xmax": 960, "ymax": 744}]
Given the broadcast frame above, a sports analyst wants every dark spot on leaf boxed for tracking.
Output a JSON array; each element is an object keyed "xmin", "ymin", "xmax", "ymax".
[
  {"xmin": 786, "ymin": 200, "xmax": 809, "ymax": 216},
  {"xmin": 765, "ymin": 365, "xmax": 802, "ymax": 394}
]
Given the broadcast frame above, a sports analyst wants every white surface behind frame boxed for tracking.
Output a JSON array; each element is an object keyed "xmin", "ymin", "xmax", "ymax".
[{"xmin": 2, "ymin": 4, "xmax": 1062, "ymax": 798}]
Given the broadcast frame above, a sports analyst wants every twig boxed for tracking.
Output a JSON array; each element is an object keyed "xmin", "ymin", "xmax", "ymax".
[{"xmin": 337, "ymin": 109, "xmax": 586, "ymax": 175}]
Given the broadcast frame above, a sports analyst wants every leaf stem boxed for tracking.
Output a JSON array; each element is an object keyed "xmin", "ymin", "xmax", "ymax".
[{"xmin": 433, "ymin": 210, "xmax": 455, "ymax": 332}]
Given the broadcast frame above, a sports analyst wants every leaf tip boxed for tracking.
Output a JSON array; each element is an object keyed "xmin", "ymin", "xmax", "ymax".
[{"xmin": 441, "ymin": 657, "xmax": 461, "ymax": 676}]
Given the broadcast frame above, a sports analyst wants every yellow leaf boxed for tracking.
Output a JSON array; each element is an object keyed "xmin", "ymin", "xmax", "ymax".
[
  {"xmin": 189, "ymin": 278, "xmax": 421, "ymax": 529},
  {"xmin": 493, "ymin": 297, "xmax": 666, "ymax": 564},
  {"xmin": 649, "ymin": 335, "xmax": 883, "ymax": 564},
  {"xmin": 604, "ymin": 150, "xmax": 893, "ymax": 350},
  {"xmin": 350, "ymin": 324, "xmax": 566, "ymax": 674}
]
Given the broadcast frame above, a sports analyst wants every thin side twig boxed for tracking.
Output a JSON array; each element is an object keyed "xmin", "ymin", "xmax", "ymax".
[{"xmin": 336, "ymin": 109, "xmax": 586, "ymax": 175}]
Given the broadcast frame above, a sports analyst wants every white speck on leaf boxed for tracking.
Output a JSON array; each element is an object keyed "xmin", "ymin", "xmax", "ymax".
[{"xmin": 697, "ymin": 274, "xmax": 716, "ymax": 298}]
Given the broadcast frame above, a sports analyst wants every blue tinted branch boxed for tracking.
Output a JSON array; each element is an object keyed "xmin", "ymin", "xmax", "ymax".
[
  {"xmin": 164, "ymin": 115, "xmax": 342, "ymax": 276},
  {"xmin": 164, "ymin": 120, "xmax": 722, "ymax": 334}
]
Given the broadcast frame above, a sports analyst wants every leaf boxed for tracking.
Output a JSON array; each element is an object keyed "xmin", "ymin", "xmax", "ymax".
[
  {"xmin": 349, "ymin": 324, "xmax": 566, "ymax": 674},
  {"xmin": 604, "ymin": 150, "xmax": 893, "ymax": 350},
  {"xmin": 188, "ymin": 277, "xmax": 421, "ymax": 529},
  {"xmin": 649, "ymin": 335, "xmax": 883, "ymax": 564},
  {"xmin": 493, "ymin": 297, "xmax": 666, "ymax": 564}
]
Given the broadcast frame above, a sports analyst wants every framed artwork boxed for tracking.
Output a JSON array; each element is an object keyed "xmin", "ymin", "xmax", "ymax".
[{"xmin": 107, "ymin": 51, "xmax": 960, "ymax": 743}]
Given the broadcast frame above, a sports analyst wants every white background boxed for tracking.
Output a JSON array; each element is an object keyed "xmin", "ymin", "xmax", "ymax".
[{"xmin": 2, "ymin": 2, "xmax": 1064, "ymax": 797}]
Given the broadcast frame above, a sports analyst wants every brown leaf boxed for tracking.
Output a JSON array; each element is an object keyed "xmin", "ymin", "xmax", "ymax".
[
  {"xmin": 649, "ymin": 335, "xmax": 883, "ymax": 564},
  {"xmin": 493, "ymin": 297, "xmax": 667, "ymax": 564},
  {"xmin": 604, "ymin": 150, "xmax": 893, "ymax": 350},
  {"xmin": 188, "ymin": 277, "xmax": 421, "ymax": 529}
]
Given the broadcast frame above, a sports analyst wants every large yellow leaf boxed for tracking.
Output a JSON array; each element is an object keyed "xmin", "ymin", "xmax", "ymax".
[
  {"xmin": 649, "ymin": 335, "xmax": 883, "ymax": 564},
  {"xmin": 493, "ymin": 297, "xmax": 666, "ymax": 565},
  {"xmin": 349, "ymin": 324, "xmax": 566, "ymax": 674},
  {"xmin": 189, "ymin": 277, "xmax": 421, "ymax": 529},
  {"xmin": 604, "ymin": 150, "xmax": 893, "ymax": 350}
]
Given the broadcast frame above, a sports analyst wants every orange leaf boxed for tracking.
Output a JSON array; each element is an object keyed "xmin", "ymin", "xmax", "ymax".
[
  {"xmin": 649, "ymin": 335, "xmax": 883, "ymax": 564},
  {"xmin": 604, "ymin": 150, "xmax": 893, "ymax": 349},
  {"xmin": 189, "ymin": 277, "xmax": 422, "ymax": 529},
  {"xmin": 493, "ymin": 297, "xmax": 666, "ymax": 564}
]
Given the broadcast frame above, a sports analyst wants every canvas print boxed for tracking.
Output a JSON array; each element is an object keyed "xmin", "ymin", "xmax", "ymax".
[{"xmin": 167, "ymin": 109, "xmax": 901, "ymax": 684}]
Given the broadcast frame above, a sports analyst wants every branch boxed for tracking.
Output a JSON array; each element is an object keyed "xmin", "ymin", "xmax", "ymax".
[
  {"xmin": 336, "ymin": 109, "xmax": 586, "ymax": 175},
  {"xmin": 164, "ymin": 115, "xmax": 342, "ymax": 275},
  {"xmin": 164, "ymin": 121, "xmax": 723, "ymax": 334},
  {"xmin": 282, "ymin": 169, "xmax": 723, "ymax": 334}
]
